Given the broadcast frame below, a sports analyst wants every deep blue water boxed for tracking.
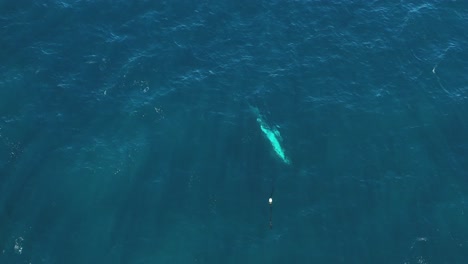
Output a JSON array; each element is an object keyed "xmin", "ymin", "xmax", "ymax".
[{"xmin": 1, "ymin": 1, "xmax": 468, "ymax": 263}]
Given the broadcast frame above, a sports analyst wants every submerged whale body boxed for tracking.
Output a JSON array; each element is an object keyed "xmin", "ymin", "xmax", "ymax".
[{"xmin": 252, "ymin": 106, "xmax": 290, "ymax": 165}]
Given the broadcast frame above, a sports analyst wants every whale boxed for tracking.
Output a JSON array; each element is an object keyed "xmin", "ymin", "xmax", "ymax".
[{"xmin": 251, "ymin": 106, "xmax": 290, "ymax": 165}]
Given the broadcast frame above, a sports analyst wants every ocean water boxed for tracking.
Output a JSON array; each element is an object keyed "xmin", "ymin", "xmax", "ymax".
[{"xmin": 1, "ymin": 0, "xmax": 468, "ymax": 263}]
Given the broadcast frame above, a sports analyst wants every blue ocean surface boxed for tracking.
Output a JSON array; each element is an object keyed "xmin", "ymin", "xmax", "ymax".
[{"xmin": 1, "ymin": 1, "xmax": 468, "ymax": 263}]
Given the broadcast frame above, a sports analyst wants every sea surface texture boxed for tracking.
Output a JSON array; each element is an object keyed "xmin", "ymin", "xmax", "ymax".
[{"xmin": 1, "ymin": 1, "xmax": 468, "ymax": 263}]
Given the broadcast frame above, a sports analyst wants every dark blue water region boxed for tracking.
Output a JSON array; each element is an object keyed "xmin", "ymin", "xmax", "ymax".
[{"xmin": 1, "ymin": 1, "xmax": 468, "ymax": 263}]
